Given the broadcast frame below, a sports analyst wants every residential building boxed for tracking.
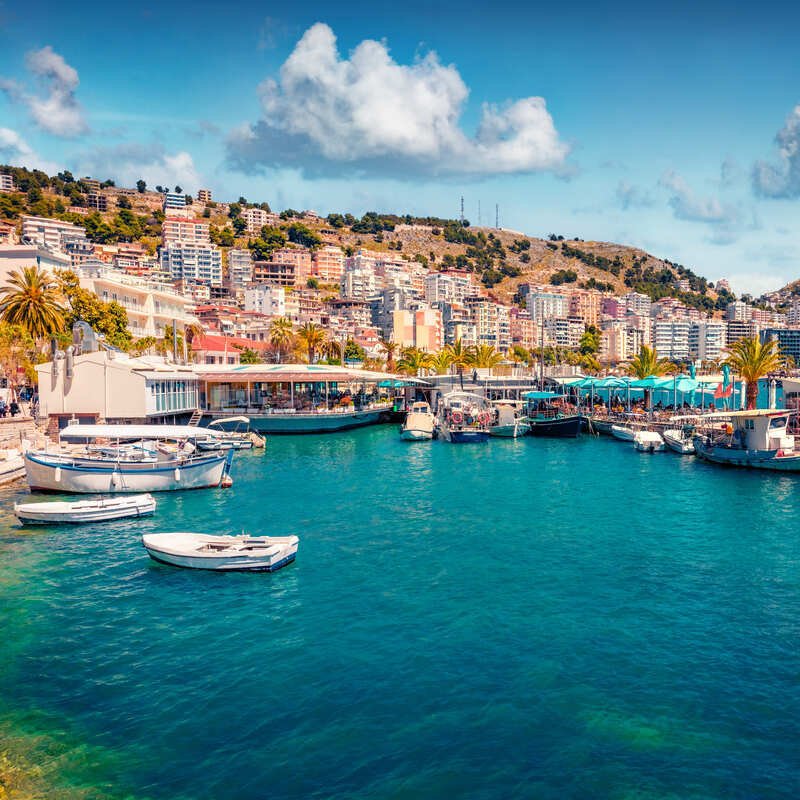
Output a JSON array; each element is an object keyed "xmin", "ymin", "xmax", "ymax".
[
  {"xmin": 243, "ymin": 207, "xmax": 280, "ymax": 234},
  {"xmin": 0, "ymin": 174, "xmax": 15, "ymax": 192},
  {"xmin": 390, "ymin": 308, "xmax": 443, "ymax": 352},
  {"xmin": 543, "ymin": 317, "xmax": 583, "ymax": 349},
  {"xmin": 689, "ymin": 320, "xmax": 726, "ymax": 362},
  {"xmin": 197, "ymin": 189, "xmax": 212, "ymax": 203},
  {"xmin": 162, "ymin": 192, "xmax": 186, "ymax": 212},
  {"xmin": 510, "ymin": 308, "xmax": 537, "ymax": 350},
  {"xmin": 160, "ymin": 243, "xmax": 223, "ymax": 286},
  {"xmin": 726, "ymin": 301, "xmax": 751, "ymax": 322},
  {"xmin": 192, "ymin": 334, "xmax": 254, "ymax": 365},
  {"xmin": 527, "ymin": 291, "xmax": 568, "ymax": 321},
  {"xmin": 622, "ymin": 291, "xmax": 651, "ymax": 316},
  {"xmin": 312, "ymin": 245, "xmax": 345, "ymax": 283},
  {"xmin": 0, "ymin": 222, "xmax": 14, "ymax": 244},
  {"xmin": 371, "ymin": 287, "xmax": 419, "ymax": 338},
  {"xmin": 465, "ymin": 296, "xmax": 511, "ymax": 351},
  {"xmin": 244, "ymin": 285, "xmax": 286, "ymax": 317},
  {"xmin": 21, "ymin": 215, "xmax": 86, "ymax": 252},
  {"xmin": 652, "ymin": 320, "xmax": 691, "ymax": 361},
  {"xmin": 568, "ymin": 289, "xmax": 602, "ymax": 327},
  {"xmin": 341, "ymin": 268, "xmax": 379, "ymax": 300},
  {"xmin": 424, "ymin": 270, "xmax": 476, "ymax": 305},
  {"xmin": 174, "ymin": 280, "xmax": 212, "ymax": 303},
  {"xmin": 601, "ymin": 297, "xmax": 624, "ymax": 319},
  {"xmin": 81, "ymin": 177, "xmax": 101, "ymax": 193},
  {"xmin": 726, "ymin": 320, "xmax": 760, "ymax": 344},
  {"xmin": 0, "ymin": 244, "xmax": 71, "ymax": 285},
  {"xmin": 86, "ymin": 192, "xmax": 109, "ymax": 212},
  {"xmin": 258, "ymin": 247, "xmax": 312, "ymax": 287},
  {"xmin": 762, "ymin": 328, "xmax": 800, "ymax": 365},
  {"xmin": 787, "ymin": 301, "xmax": 800, "ymax": 327},
  {"xmin": 227, "ymin": 249, "xmax": 253, "ymax": 291},
  {"xmin": 162, "ymin": 217, "xmax": 211, "ymax": 246},
  {"xmin": 62, "ymin": 236, "xmax": 95, "ymax": 268},
  {"xmin": 113, "ymin": 243, "xmax": 148, "ymax": 275}
]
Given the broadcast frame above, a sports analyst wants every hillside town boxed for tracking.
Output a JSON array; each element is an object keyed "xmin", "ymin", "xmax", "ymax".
[{"xmin": 0, "ymin": 167, "xmax": 798, "ymax": 373}]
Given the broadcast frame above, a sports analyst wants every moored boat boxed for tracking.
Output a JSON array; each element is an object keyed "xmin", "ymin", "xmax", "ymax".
[
  {"xmin": 663, "ymin": 417, "xmax": 698, "ymax": 454},
  {"xmin": 611, "ymin": 424, "xmax": 636, "ymax": 442},
  {"xmin": 633, "ymin": 430, "xmax": 665, "ymax": 453},
  {"xmin": 489, "ymin": 403, "xmax": 530, "ymax": 438},
  {"xmin": 197, "ymin": 416, "xmax": 259, "ymax": 450},
  {"xmin": 0, "ymin": 447, "xmax": 27, "ymax": 486},
  {"xmin": 523, "ymin": 392, "xmax": 581, "ymax": 438},
  {"xmin": 400, "ymin": 401, "xmax": 435, "ymax": 441},
  {"xmin": 142, "ymin": 532, "xmax": 299, "ymax": 571},
  {"xmin": 15, "ymin": 493, "xmax": 156, "ymax": 524},
  {"xmin": 436, "ymin": 392, "xmax": 490, "ymax": 443}
]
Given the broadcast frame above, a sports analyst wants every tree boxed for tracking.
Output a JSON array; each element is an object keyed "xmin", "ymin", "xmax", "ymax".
[
  {"xmin": 0, "ymin": 266, "xmax": 65, "ymax": 340},
  {"xmin": 296, "ymin": 322, "xmax": 326, "ymax": 363},
  {"xmin": 378, "ymin": 339, "xmax": 399, "ymax": 372},
  {"xmin": 444, "ymin": 339, "xmax": 470, "ymax": 389},
  {"xmin": 269, "ymin": 317, "xmax": 293, "ymax": 363},
  {"xmin": 286, "ymin": 222, "xmax": 322, "ymax": 250},
  {"xmin": 344, "ymin": 339, "xmax": 366, "ymax": 362},
  {"xmin": 320, "ymin": 338, "xmax": 342, "ymax": 363},
  {"xmin": 136, "ymin": 179, "xmax": 146, "ymax": 193},
  {"xmin": 396, "ymin": 347, "xmax": 433, "ymax": 376},
  {"xmin": 724, "ymin": 337, "xmax": 783, "ymax": 410},
  {"xmin": 117, "ymin": 195, "xmax": 132, "ymax": 210},
  {"xmin": 0, "ymin": 322, "xmax": 39, "ymax": 400},
  {"xmin": 627, "ymin": 345, "xmax": 673, "ymax": 379},
  {"xmin": 174, "ymin": 185, "xmax": 182, "ymax": 194},
  {"xmin": 467, "ymin": 344, "xmax": 504, "ymax": 369},
  {"xmin": 510, "ymin": 345, "xmax": 530, "ymax": 366},
  {"xmin": 307, "ymin": 277, "xmax": 320, "ymax": 289},
  {"xmin": 579, "ymin": 326, "xmax": 601, "ymax": 356},
  {"xmin": 428, "ymin": 350, "xmax": 453, "ymax": 375},
  {"xmin": 237, "ymin": 347, "xmax": 261, "ymax": 364}
]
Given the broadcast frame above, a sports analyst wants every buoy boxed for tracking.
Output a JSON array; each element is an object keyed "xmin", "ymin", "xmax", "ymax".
[
  {"xmin": 221, "ymin": 475, "xmax": 233, "ymax": 488},
  {"xmin": 54, "ymin": 466, "xmax": 61, "ymax": 482},
  {"xmin": 174, "ymin": 467, "xmax": 181, "ymax": 481},
  {"xmin": 111, "ymin": 471, "xmax": 118, "ymax": 487}
]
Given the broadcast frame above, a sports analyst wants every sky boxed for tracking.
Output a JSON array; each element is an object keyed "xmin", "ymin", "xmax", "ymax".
[{"xmin": 1, "ymin": 0, "xmax": 799, "ymax": 296}]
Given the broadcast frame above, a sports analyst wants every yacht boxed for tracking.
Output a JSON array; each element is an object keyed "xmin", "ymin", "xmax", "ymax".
[{"xmin": 400, "ymin": 401, "xmax": 436, "ymax": 441}]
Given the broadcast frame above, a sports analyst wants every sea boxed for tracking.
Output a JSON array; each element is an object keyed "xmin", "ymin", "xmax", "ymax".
[{"xmin": 1, "ymin": 426, "xmax": 799, "ymax": 799}]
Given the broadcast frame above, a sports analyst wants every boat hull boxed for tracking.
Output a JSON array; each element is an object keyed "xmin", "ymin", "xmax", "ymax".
[
  {"xmin": 400, "ymin": 428, "xmax": 433, "ymax": 441},
  {"xmin": 247, "ymin": 408, "xmax": 387, "ymax": 434},
  {"xmin": 528, "ymin": 415, "xmax": 582, "ymax": 438},
  {"xmin": 694, "ymin": 441, "xmax": 800, "ymax": 471},
  {"xmin": 146, "ymin": 549, "xmax": 297, "ymax": 572},
  {"xmin": 611, "ymin": 425, "xmax": 636, "ymax": 442},
  {"xmin": 490, "ymin": 423, "xmax": 530, "ymax": 438},
  {"xmin": 0, "ymin": 456, "xmax": 26, "ymax": 486},
  {"xmin": 663, "ymin": 431, "xmax": 695, "ymax": 455},
  {"xmin": 445, "ymin": 429, "xmax": 489, "ymax": 443},
  {"xmin": 15, "ymin": 494, "xmax": 156, "ymax": 524},
  {"xmin": 25, "ymin": 452, "xmax": 228, "ymax": 493}
]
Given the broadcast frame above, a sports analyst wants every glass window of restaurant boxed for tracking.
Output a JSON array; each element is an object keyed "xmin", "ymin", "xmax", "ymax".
[{"xmin": 148, "ymin": 379, "xmax": 199, "ymax": 413}]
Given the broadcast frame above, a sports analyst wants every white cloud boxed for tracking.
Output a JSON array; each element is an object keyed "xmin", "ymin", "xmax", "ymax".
[
  {"xmin": 0, "ymin": 46, "xmax": 87, "ymax": 137},
  {"xmin": 615, "ymin": 180, "xmax": 653, "ymax": 209},
  {"xmin": 228, "ymin": 23, "xmax": 569, "ymax": 179},
  {"xmin": 76, "ymin": 143, "xmax": 201, "ymax": 192},
  {"xmin": 752, "ymin": 104, "xmax": 800, "ymax": 198},
  {"xmin": 0, "ymin": 126, "xmax": 59, "ymax": 172}
]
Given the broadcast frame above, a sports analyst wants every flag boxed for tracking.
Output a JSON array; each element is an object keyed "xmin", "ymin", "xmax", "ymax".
[{"xmin": 714, "ymin": 382, "xmax": 733, "ymax": 399}]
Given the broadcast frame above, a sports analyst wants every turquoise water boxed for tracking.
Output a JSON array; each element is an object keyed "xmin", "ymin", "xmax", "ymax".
[{"xmin": 1, "ymin": 428, "xmax": 799, "ymax": 799}]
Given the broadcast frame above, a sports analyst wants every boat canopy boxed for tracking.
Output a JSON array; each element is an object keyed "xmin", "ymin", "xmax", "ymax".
[
  {"xmin": 207, "ymin": 416, "xmax": 250, "ymax": 428},
  {"xmin": 60, "ymin": 424, "xmax": 218, "ymax": 441},
  {"xmin": 522, "ymin": 391, "xmax": 565, "ymax": 400}
]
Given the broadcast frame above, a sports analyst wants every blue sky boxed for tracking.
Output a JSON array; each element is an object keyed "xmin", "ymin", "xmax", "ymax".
[{"xmin": 1, "ymin": 0, "xmax": 800, "ymax": 295}]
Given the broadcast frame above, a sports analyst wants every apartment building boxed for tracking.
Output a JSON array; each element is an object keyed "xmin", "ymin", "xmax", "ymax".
[
  {"xmin": 81, "ymin": 177, "xmax": 101, "ymax": 193},
  {"xmin": 0, "ymin": 244, "xmax": 71, "ymax": 286},
  {"xmin": 509, "ymin": 309, "xmax": 537, "ymax": 350},
  {"xmin": 652, "ymin": 320, "xmax": 691, "ymax": 361},
  {"xmin": 689, "ymin": 320, "xmax": 726, "ymax": 362},
  {"xmin": 424, "ymin": 270, "xmax": 476, "ymax": 305},
  {"xmin": 162, "ymin": 192, "xmax": 186, "ymax": 212},
  {"xmin": 227, "ymin": 249, "xmax": 253, "ymax": 290},
  {"xmin": 196, "ymin": 189, "xmax": 212, "ymax": 203},
  {"xmin": 762, "ymin": 328, "xmax": 800, "ymax": 364},
  {"xmin": 0, "ymin": 174, "xmax": 15, "ymax": 192},
  {"xmin": 161, "ymin": 243, "xmax": 223, "ymax": 286},
  {"xmin": 162, "ymin": 217, "xmax": 211, "ymax": 246},
  {"xmin": 62, "ymin": 236, "xmax": 95, "ymax": 269},
  {"xmin": 527, "ymin": 291, "xmax": 568, "ymax": 321},
  {"xmin": 543, "ymin": 317, "xmax": 583, "ymax": 349},
  {"xmin": 21, "ymin": 214, "xmax": 87, "ymax": 251},
  {"xmin": 243, "ymin": 207, "xmax": 280, "ymax": 234},
  {"xmin": 726, "ymin": 320, "xmax": 760, "ymax": 344},
  {"xmin": 244, "ymin": 285, "xmax": 286, "ymax": 317},
  {"xmin": 268, "ymin": 247, "xmax": 312, "ymax": 285},
  {"xmin": 341, "ymin": 268, "xmax": 379, "ymax": 300},
  {"xmin": 86, "ymin": 192, "xmax": 109, "ymax": 212},
  {"xmin": 568, "ymin": 289, "xmax": 602, "ymax": 327},
  {"xmin": 622, "ymin": 291, "xmax": 651, "ymax": 316},
  {"xmin": 312, "ymin": 245, "xmax": 345, "ymax": 282},
  {"xmin": 465, "ymin": 296, "xmax": 511, "ymax": 351}
]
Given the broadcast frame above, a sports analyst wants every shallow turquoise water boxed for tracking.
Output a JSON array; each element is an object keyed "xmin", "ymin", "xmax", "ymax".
[{"xmin": 1, "ymin": 427, "xmax": 799, "ymax": 799}]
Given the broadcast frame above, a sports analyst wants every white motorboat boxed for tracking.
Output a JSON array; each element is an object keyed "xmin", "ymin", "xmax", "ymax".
[
  {"xmin": 489, "ymin": 403, "xmax": 530, "ymax": 438},
  {"xmin": 142, "ymin": 532, "xmax": 299, "ymax": 572},
  {"xmin": 633, "ymin": 430, "xmax": 665, "ymax": 453},
  {"xmin": 0, "ymin": 447, "xmax": 26, "ymax": 486},
  {"xmin": 25, "ymin": 424, "xmax": 231, "ymax": 493},
  {"xmin": 611, "ymin": 424, "xmax": 636, "ymax": 442},
  {"xmin": 663, "ymin": 416, "xmax": 698, "ymax": 454},
  {"xmin": 400, "ymin": 401, "xmax": 435, "ymax": 441},
  {"xmin": 197, "ymin": 417, "xmax": 260, "ymax": 450},
  {"xmin": 15, "ymin": 493, "xmax": 156, "ymax": 524}
]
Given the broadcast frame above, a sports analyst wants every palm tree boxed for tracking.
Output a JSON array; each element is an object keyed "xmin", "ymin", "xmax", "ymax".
[
  {"xmin": 724, "ymin": 336, "xmax": 783, "ymax": 410},
  {"xmin": 396, "ymin": 347, "xmax": 433, "ymax": 377},
  {"xmin": 428, "ymin": 350, "xmax": 453, "ymax": 375},
  {"xmin": 378, "ymin": 338, "xmax": 399, "ymax": 372},
  {"xmin": 444, "ymin": 338, "xmax": 470, "ymax": 389},
  {"xmin": 0, "ymin": 266, "xmax": 65, "ymax": 341},
  {"xmin": 320, "ymin": 338, "xmax": 342, "ymax": 363},
  {"xmin": 467, "ymin": 344, "xmax": 504, "ymax": 369},
  {"xmin": 296, "ymin": 322, "xmax": 326, "ymax": 364},
  {"xmin": 269, "ymin": 317, "xmax": 293, "ymax": 363},
  {"xmin": 627, "ymin": 344, "xmax": 674, "ymax": 409},
  {"xmin": 510, "ymin": 344, "xmax": 529, "ymax": 366}
]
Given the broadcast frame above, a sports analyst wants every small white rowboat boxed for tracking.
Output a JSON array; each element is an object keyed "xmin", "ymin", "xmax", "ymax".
[
  {"xmin": 142, "ymin": 532, "xmax": 299, "ymax": 572},
  {"xmin": 15, "ymin": 493, "xmax": 157, "ymax": 524}
]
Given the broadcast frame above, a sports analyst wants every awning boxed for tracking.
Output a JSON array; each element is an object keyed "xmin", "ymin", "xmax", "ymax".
[
  {"xmin": 60, "ymin": 424, "xmax": 217, "ymax": 440},
  {"xmin": 199, "ymin": 372, "xmax": 357, "ymax": 383},
  {"xmin": 522, "ymin": 391, "xmax": 565, "ymax": 400}
]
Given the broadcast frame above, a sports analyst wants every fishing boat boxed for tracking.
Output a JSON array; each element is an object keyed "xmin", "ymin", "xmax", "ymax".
[
  {"xmin": 436, "ymin": 392, "xmax": 491, "ymax": 443},
  {"xmin": 24, "ymin": 424, "xmax": 231, "ymax": 493},
  {"xmin": 522, "ymin": 392, "xmax": 582, "ymax": 438},
  {"xmin": 142, "ymin": 532, "xmax": 299, "ymax": 572},
  {"xmin": 0, "ymin": 447, "xmax": 26, "ymax": 486},
  {"xmin": 633, "ymin": 430, "xmax": 665, "ymax": 453},
  {"xmin": 15, "ymin": 493, "xmax": 156, "ymax": 524},
  {"xmin": 489, "ymin": 403, "xmax": 530, "ymax": 438},
  {"xmin": 197, "ymin": 417, "xmax": 258, "ymax": 450},
  {"xmin": 693, "ymin": 409, "xmax": 800, "ymax": 471},
  {"xmin": 662, "ymin": 417, "xmax": 698, "ymax": 454},
  {"xmin": 400, "ymin": 401, "xmax": 436, "ymax": 441}
]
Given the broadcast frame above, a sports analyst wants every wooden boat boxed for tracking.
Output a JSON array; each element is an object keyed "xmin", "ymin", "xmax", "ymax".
[
  {"xmin": 436, "ymin": 392, "xmax": 490, "ymax": 443},
  {"xmin": 15, "ymin": 493, "xmax": 156, "ymax": 524},
  {"xmin": 633, "ymin": 430, "xmax": 665, "ymax": 453},
  {"xmin": 489, "ymin": 403, "xmax": 530, "ymax": 438},
  {"xmin": 400, "ymin": 401, "xmax": 435, "ymax": 441},
  {"xmin": 142, "ymin": 532, "xmax": 299, "ymax": 571},
  {"xmin": 523, "ymin": 391, "xmax": 581, "ymax": 438}
]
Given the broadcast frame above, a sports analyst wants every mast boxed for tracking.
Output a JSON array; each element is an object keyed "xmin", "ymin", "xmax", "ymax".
[{"xmin": 539, "ymin": 310, "xmax": 544, "ymax": 389}]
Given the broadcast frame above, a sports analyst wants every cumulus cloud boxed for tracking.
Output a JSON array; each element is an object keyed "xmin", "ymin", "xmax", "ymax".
[
  {"xmin": 615, "ymin": 180, "xmax": 653, "ymax": 209},
  {"xmin": 0, "ymin": 46, "xmax": 87, "ymax": 137},
  {"xmin": 227, "ymin": 23, "xmax": 570, "ymax": 179},
  {"xmin": 77, "ymin": 143, "xmax": 201, "ymax": 192},
  {"xmin": 752, "ymin": 104, "xmax": 800, "ymax": 198},
  {"xmin": 0, "ymin": 126, "xmax": 59, "ymax": 172}
]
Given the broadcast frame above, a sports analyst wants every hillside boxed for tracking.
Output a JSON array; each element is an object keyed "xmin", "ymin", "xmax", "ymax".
[{"xmin": 0, "ymin": 165, "xmax": 736, "ymax": 313}]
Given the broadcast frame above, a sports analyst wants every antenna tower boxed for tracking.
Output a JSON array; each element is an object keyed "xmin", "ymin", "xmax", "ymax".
[
  {"xmin": 460, "ymin": 196, "xmax": 464, "ymax": 224},
  {"xmin": 495, "ymin": 204, "xmax": 499, "ymax": 229}
]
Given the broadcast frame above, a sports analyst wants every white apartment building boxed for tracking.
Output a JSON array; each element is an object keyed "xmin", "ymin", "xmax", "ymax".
[
  {"xmin": 726, "ymin": 301, "xmax": 751, "ymax": 322},
  {"xmin": 527, "ymin": 292, "xmax": 568, "ymax": 321},
  {"xmin": 244, "ymin": 285, "xmax": 286, "ymax": 317},
  {"xmin": 0, "ymin": 244, "xmax": 71, "ymax": 285},
  {"xmin": 622, "ymin": 291, "xmax": 652, "ymax": 316},
  {"xmin": 243, "ymin": 207, "xmax": 280, "ymax": 234},
  {"xmin": 465, "ymin": 297, "xmax": 511, "ymax": 351},
  {"xmin": 227, "ymin": 249, "xmax": 253, "ymax": 290},
  {"xmin": 726, "ymin": 319, "xmax": 760, "ymax": 344},
  {"xmin": 162, "ymin": 192, "xmax": 186, "ymax": 212},
  {"xmin": 161, "ymin": 243, "xmax": 223, "ymax": 286},
  {"xmin": 787, "ymin": 301, "xmax": 800, "ymax": 327},
  {"xmin": 424, "ymin": 271, "xmax": 476, "ymax": 305},
  {"xmin": 162, "ymin": 217, "xmax": 211, "ymax": 245},
  {"xmin": 312, "ymin": 245, "xmax": 345, "ymax": 283},
  {"xmin": 544, "ymin": 317, "xmax": 583, "ymax": 349},
  {"xmin": 341, "ymin": 268, "xmax": 378, "ymax": 300},
  {"xmin": 0, "ymin": 174, "xmax": 15, "ymax": 192},
  {"xmin": 653, "ymin": 320, "xmax": 691, "ymax": 360},
  {"xmin": 689, "ymin": 320, "xmax": 725, "ymax": 361},
  {"xmin": 21, "ymin": 215, "xmax": 87, "ymax": 252},
  {"xmin": 77, "ymin": 264, "xmax": 197, "ymax": 338}
]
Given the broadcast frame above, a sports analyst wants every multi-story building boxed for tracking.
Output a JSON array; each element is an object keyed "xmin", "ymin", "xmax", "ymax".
[
  {"xmin": 762, "ymin": 328, "xmax": 800, "ymax": 365},
  {"xmin": 227, "ymin": 249, "xmax": 253, "ymax": 291},
  {"xmin": 510, "ymin": 308, "xmax": 537, "ymax": 350},
  {"xmin": 622, "ymin": 291, "xmax": 651, "ymax": 316},
  {"xmin": 0, "ymin": 244, "xmax": 71, "ymax": 286},
  {"xmin": 413, "ymin": 308, "xmax": 443, "ymax": 352},
  {"xmin": 787, "ymin": 301, "xmax": 800, "ymax": 327},
  {"xmin": 21, "ymin": 215, "xmax": 86, "ymax": 252},
  {"xmin": 544, "ymin": 317, "xmax": 583, "ymax": 349},
  {"xmin": 341, "ymin": 268, "xmax": 379, "ymax": 300},
  {"xmin": 81, "ymin": 177, "xmax": 101, "ymax": 193},
  {"xmin": 162, "ymin": 217, "xmax": 211, "ymax": 246},
  {"xmin": 268, "ymin": 247, "xmax": 312, "ymax": 286},
  {"xmin": 601, "ymin": 297, "xmax": 624, "ymax": 319},
  {"xmin": 162, "ymin": 192, "xmax": 186, "ymax": 212},
  {"xmin": 527, "ymin": 291, "xmax": 568, "ymax": 321},
  {"xmin": 424, "ymin": 270, "xmax": 476, "ymax": 305},
  {"xmin": 689, "ymin": 320, "xmax": 726, "ymax": 362},
  {"xmin": 244, "ymin": 285, "xmax": 286, "ymax": 317},
  {"xmin": 160, "ymin": 243, "xmax": 223, "ymax": 286},
  {"xmin": 62, "ymin": 235, "xmax": 95, "ymax": 269},
  {"xmin": 652, "ymin": 320, "xmax": 691, "ymax": 361},
  {"xmin": 0, "ymin": 174, "xmax": 15, "ymax": 192},
  {"xmin": 243, "ymin": 207, "xmax": 280, "ymax": 234},
  {"xmin": 86, "ymin": 192, "xmax": 109, "ymax": 212},
  {"xmin": 568, "ymin": 289, "xmax": 602, "ymax": 327},
  {"xmin": 197, "ymin": 189, "xmax": 212, "ymax": 203},
  {"xmin": 312, "ymin": 245, "xmax": 345, "ymax": 283},
  {"xmin": 113, "ymin": 243, "xmax": 148, "ymax": 275},
  {"xmin": 726, "ymin": 320, "xmax": 760, "ymax": 344},
  {"xmin": 465, "ymin": 296, "xmax": 511, "ymax": 351},
  {"xmin": 726, "ymin": 300, "xmax": 751, "ymax": 322},
  {"xmin": 252, "ymin": 260, "xmax": 296, "ymax": 287}
]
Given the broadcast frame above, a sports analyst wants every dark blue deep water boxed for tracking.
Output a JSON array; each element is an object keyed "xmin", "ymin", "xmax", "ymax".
[{"xmin": 1, "ymin": 427, "xmax": 799, "ymax": 798}]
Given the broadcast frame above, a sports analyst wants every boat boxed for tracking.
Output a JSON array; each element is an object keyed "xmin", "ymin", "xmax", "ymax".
[
  {"xmin": 400, "ymin": 401, "xmax": 435, "ymax": 441},
  {"xmin": 633, "ymin": 430, "xmax": 665, "ymax": 453},
  {"xmin": 142, "ymin": 532, "xmax": 299, "ymax": 572},
  {"xmin": 693, "ymin": 409, "xmax": 800, "ymax": 471},
  {"xmin": 611, "ymin": 424, "xmax": 636, "ymax": 442},
  {"xmin": 0, "ymin": 446, "xmax": 26, "ymax": 486},
  {"xmin": 522, "ymin": 392, "xmax": 582, "ymax": 438},
  {"xmin": 662, "ymin": 417, "xmax": 698, "ymax": 454},
  {"xmin": 489, "ymin": 403, "xmax": 530, "ymax": 438},
  {"xmin": 436, "ymin": 392, "xmax": 491, "ymax": 443},
  {"xmin": 15, "ymin": 493, "xmax": 156, "ymax": 524},
  {"xmin": 197, "ymin": 417, "xmax": 260, "ymax": 450},
  {"xmin": 25, "ymin": 424, "xmax": 231, "ymax": 493}
]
